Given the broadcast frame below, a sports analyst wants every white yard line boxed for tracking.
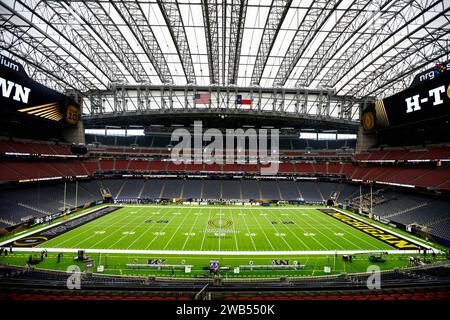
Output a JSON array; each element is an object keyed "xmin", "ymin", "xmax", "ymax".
[
  {"xmin": 302, "ymin": 210, "xmax": 370, "ymax": 250},
  {"xmin": 144, "ymin": 208, "xmax": 182, "ymax": 250},
  {"xmin": 256, "ymin": 208, "xmax": 294, "ymax": 251},
  {"xmin": 54, "ymin": 206, "xmax": 136, "ymax": 248},
  {"xmin": 290, "ymin": 210, "xmax": 346, "ymax": 250},
  {"xmin": 108, "ymin": 205, "xmax": 320, "ymax": 210},
  {"xmin": 199, "ymin": 208, "xmax": 213, "ymax": 251},
  {"xmin": 181, "ymin": 208, "xmax": 201, "ymax": 250},
  {"xmin": 107, "ymin": 207, "xmax": 149, "ymax": 248},
  {"xmin": 312, "ymin": 209, "xmax": 383, "ymax": 250},
  {"xmin": 162, "ymin": 208, "xmax": 193, "ymax": 250},
  {"xmin": 248, "ymin": 208, "xmax": 275, "ymax": 251},
  {"xmin": 3, "ymin": 205, "xmax": 441, "ymax": 255},
  {"xmin": 270, "ymin": 208, "xmax": 318, "ymax": 250},
  {"xmin": 12, "ymin": 247, "xmax": 426, "ymax": 256},
  {"xmin": 239, "ymin": 207, "xmax": 258, "ymax": 251},
  {"xmin": 125, "ymin": 207, "xmax": 175, "ymax": 249},
  {"xmin": 218, "ymin": 208, "xmax": 221, "ymax": 251},
  {"xmin": 228, "ymin": 208, "xmax": 240, "ymax": 251}
]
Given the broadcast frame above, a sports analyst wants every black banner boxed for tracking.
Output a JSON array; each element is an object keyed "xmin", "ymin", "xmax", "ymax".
[
  {"xmin": 375, "ymin": 73, "xmax": 450, "ymax": 127},
  {"xmin": 410, "ymin": 60, "xmax": 450, "ymax": 88},
  {"xmin": 8, "ymin": 206, "xmax": 122, "ymax": 247},
  {"xmin": 0, "ymin": 54, "xmax": 80, "ymax": 126},
  {"xmin": 374, "ymin": 71, "xmax": 450, "ymax": 128},
  {"xmin": 318, "ymin": 209, "xmax": 424, "ymax": 250}
]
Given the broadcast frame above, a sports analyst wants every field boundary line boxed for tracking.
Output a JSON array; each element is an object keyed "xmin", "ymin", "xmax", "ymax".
[
  {"xmin": 47, "ymin": 206, "xmax": 136, "ymax": 248},
  {"xmin": 0, "ymin": 205, "xmax": 110, "ymax": 247},
  {"xmin": 108, "ymin": 205, "xmax": 322, "ymax": 210},
  {"xmin": 311, "ymin": 209, "xmax": 383, "ymax": 250},
  {"xmin": 11, "ymin": 247, "xmax": 426, "ymax": 255},
  {"xmin": 333, "ymin": 208, "xmax": 441, "ymax": 252}
]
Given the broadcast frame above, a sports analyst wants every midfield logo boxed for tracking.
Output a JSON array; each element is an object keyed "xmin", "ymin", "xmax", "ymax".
[{"xmin": 208, "ymin": 218, "xmax": 233, "ymax": 228}]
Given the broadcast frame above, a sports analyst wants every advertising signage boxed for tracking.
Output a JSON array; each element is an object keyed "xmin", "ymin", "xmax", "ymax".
[
  {"xmin": 363, "ymin": 66, "xmax": 449, "ymax": 130},
  {"xmin": 0, "ymin": 54, "xmax": 80, "ymax": 126},
  {"xmin": 410, "ymin": 60, "xmax": 450, "ymax": 88}
]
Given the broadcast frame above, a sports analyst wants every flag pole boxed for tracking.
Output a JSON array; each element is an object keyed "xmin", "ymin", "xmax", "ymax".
[
  {"xmin": 359, "ymin": 184, "xmax": 362, "ymax": 214},
  {"xmin": 75, "ymin": 180, "xmax": 78, "ymax": 209},
  {"xmin": 63, "ymin": 181, "xmax": 67, "ymax": 214}
]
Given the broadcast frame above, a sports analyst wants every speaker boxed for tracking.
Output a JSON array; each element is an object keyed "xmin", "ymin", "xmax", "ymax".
[{"xmin": 70, "ymin": 144, "xmax": 88, "ymax": 155}]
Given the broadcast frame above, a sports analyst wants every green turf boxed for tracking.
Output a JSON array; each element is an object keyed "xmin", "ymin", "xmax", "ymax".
[
  {"xmin": 1, "ymin": 205, "xmax": 448, "ymax": 278},
  {"xmin": 1, "ymin": 251, "xmax": 448, "ymax": 278},
  {"xmin": 37, "ymin": 206, "xmax": 394, "ymax": 251}
]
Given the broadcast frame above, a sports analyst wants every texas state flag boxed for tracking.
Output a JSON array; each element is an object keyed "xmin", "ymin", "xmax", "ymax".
[{"xmin": 236, "ymin": 95, "xmax": 252, "ymax": 105}]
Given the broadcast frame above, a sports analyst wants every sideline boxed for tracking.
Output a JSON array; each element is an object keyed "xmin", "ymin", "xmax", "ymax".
[
  {"xmin": 0, "ymin": 205, "xmax": 109, "ymax": 247},
  {"xmin": 1, "ymin": 204, "xmax": 441, "ymax": 254},
  {"xmin": 107, "ymin": 205, "xmax": 320, "ymax": 210},
  {"xmin": 333, "ymin": 208, "xmax": 441, "ymax": 252},
  {"xmin": 8, "ymin": 247, "xmax": 425, "ymax": 256}
]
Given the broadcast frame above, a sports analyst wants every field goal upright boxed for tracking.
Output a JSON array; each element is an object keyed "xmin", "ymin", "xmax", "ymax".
[{"xmin": 100, "ymin": 187, "xmax": 113, "ymax": 203}]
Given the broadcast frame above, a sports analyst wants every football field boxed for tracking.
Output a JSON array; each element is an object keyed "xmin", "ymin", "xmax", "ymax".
[{"xmin": 37, "ymin": 206, "xmax": 395, "ymax": 252}]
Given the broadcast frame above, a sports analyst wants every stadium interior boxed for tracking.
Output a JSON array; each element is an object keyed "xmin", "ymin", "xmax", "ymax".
[{"xmin": 0, "ymin": 0, "xmax": 450, "ymax": 303}]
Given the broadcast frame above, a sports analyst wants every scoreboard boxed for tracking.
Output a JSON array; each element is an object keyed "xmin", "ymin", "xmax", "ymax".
[
  {"xmin": 0, "ymin": 54, "xmax": 80, "ymax": 126},
  {"xmin": 362, "ymin": 63, "xmax": 450, "ymax": 130}
]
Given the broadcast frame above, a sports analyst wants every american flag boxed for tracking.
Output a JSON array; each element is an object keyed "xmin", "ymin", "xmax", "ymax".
[{"xmin": 193, "ymin": 93, "xmax": 210, "ymax": 105}]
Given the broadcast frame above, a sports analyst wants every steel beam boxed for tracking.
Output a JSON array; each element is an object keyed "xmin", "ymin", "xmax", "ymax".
[
  {"xmin": 251, "ymin": 0, "xmax": 292, "ymax": 86},
  {"xmin": 113, "ymin": 0, "xmax": 173, "ymax": 84},
  {"xmin": 41, "ymin": 0, "xmax": 125, "ymax": 85},
  {"xmin": 156, "ymin": 0, "xmax": 196, "ymax": 84},
  {"xmin": 201, "ymin": 0, "xmax": 220, "ymax": 84},
  {"xmin": 0, "ymin": 19, "xmax": 95, "ymax": 92},
  {"xmin": 273, "ymin": 0, "xmax": 340, "ymax": 87},
  {"xmin": 227, "ymin": 0, "xmax": 248, "ymax": 85},
  {"xmin": 1, "ymin": 0, "xmax": 108, "ymax": 90},
  {"xmin": 318, "ymin": 0, "xmax": 439, "ymax": 91},
  {"xmin": 82, "ymin": 85, "xmax": 362, "ymax": 124},
  {"xmin": 68, "ymin": 0, "xmax": 151, "ymax": 83},
  {"xmin": 295, "ymin": 0, "xmax": 391, "ymax": 87},
  {"xmin": 338, "ymin": 3, "xmax": 450, "ymax": 97}
]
